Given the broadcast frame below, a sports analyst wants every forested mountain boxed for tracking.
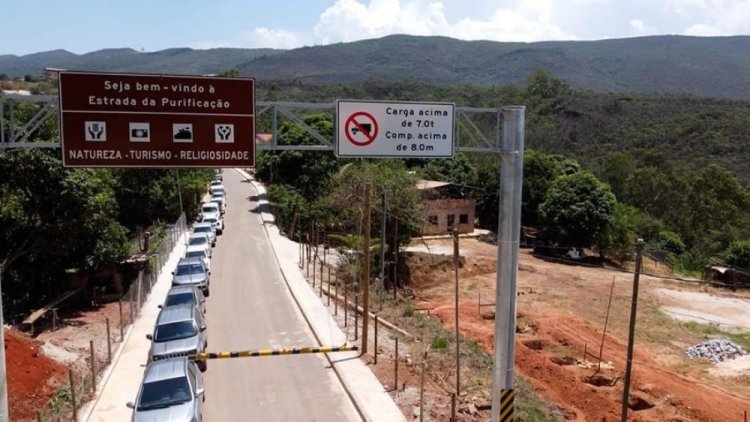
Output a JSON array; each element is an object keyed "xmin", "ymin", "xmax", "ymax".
[
  {"xmin": 0, "ymin": 47, "xmax": 280, "ymax": 77},
  {"xmin": 3, "ymin": 35, "xmax": 750, "ymax": 100}
]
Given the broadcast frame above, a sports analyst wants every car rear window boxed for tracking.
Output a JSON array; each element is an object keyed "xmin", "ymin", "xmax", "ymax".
[
  {"xmin": 138, "ymin": 377, "xmax": 191, "ymax": 410},
  {"xmin": 194, "ymin": 226, "xmax": 210, "ymax": 234},
  {"xmin": 154, "ymin": 321, "xmax": 197, "ymax": 342},
  {"xmin": 186, "ymin": 250, "xmax": 206, "ymax": 259},
  {"xmin": 165, "ymin": 293, "xmax": 195, "ymax": 308},
  {"xmin": 188, "ymin": 237, "xmax": 207, "ymax": 246},
  {"xmin": 175, "ymin": 263, "xmax": 204, "ymax": 276}
]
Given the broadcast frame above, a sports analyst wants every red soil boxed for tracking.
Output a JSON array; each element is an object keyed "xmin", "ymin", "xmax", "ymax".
[{"xmin": 5, "ymin": 328, "xmax": 67, "ymax": 421}]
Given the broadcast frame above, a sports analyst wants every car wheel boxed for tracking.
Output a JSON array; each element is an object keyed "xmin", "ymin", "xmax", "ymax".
[
  {"xmin": 204, "ymin": 288, "xmax": 210, "ymax": 297},
  {"xmin": 198, "ymin": 360, "xmax": 207, "ymax": 372}
]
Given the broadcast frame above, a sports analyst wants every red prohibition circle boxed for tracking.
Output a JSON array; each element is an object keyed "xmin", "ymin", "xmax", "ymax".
[{"xmin": 344, "ymin": 111, "xmax": 379, "ymax": 147}]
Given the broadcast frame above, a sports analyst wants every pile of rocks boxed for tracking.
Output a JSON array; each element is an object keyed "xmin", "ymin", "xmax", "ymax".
[{"xmin": 685, "ymin": 339, "xmax": 746, "ymax": 363}]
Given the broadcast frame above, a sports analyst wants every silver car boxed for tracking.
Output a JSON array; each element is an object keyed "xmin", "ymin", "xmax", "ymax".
[
  {"xmin": 127, "ymin": 357, "xmax": 204, "ymax": 421},
  {"xmin": 172, "ymin": 257, "xmax": 210, "ymax": 297},
  {"xmin": 147, "ymin": 304, "xmax": 208, "ymax": 371},
  {"xmin": 161, "ymin": 285, "xmax": 206, "ymax": 315},
  {"xmin": 192, "ymin": 222, "xmax": 216, "ymax": 246}
]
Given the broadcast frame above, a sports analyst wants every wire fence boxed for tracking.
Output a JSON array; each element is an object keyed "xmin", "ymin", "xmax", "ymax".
[{"xmin": 34, "ymin": 213, "xmax": 187, "ymax": 422}]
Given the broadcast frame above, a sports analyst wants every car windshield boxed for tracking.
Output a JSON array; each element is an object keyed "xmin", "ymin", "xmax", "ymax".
[
  {"xmin": 137, "ymin": 377, "xmax": 192, "ymax": 410},
  {"xmin": 185, "ymin": 250, "xmax": 206, "ymax": 259},
  {"xmin": 175, "ymin": 263, "xmax": 204, "ymax": 276},
  {"xmin": 154, "ymin": 321, "xmax": 197, "ymax": 342},
  {"xmin": 202, "ymin": 205, "xmax": 218, "ymax": 213},
  {"xmin": 194, "ymin": 226, "xmax": 210, "ymax": 234},
  {"xmin": 203, "ymin": 218, "xmax": 217, "ymax": 224},
  {"xmin": 165, "ymin": 293, "xmax": 195, "ymax": 307},
  {"xmin": 188, "ymin": 237, "xmax": 207, "ymax": 246}
]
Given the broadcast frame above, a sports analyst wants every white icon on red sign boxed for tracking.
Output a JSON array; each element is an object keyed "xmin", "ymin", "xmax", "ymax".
[
  {"xmin": 173, "ymin": 124, "xmax": 193, "ymax": 143},
  {"xmin": 215, "ymin": 124, "xmax": 234, "ymax": 143},
  {"xmin": 85, "ymin": 121, "xmax": 107, "ymax": 142},
  {"xmin": 129, "ymin": 122, "xmax": 150, "ymax": 142}
]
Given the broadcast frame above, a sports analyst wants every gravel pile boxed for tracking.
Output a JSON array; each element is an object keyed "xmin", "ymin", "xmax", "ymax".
[{"xmin": 685, "ymin": 339, "xmax": 746, "ymax": 363}]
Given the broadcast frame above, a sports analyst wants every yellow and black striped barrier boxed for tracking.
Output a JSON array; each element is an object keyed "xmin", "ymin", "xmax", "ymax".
[
  {"xmin": 500, "ymin": 388, "xmax": 515, "ymax": 421},
  {"xmin": 190, "ymin": 344, "xmax": 358, "ymax": 360}
]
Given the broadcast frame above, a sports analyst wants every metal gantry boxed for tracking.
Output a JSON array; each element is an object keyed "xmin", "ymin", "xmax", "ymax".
[
  {"xmin": 0, "ymin": 93, "xmax": 525, "ymax": 422},
  {"xmin": 2, "ymin": 95, "xmax": 507, "ymax": 153}
]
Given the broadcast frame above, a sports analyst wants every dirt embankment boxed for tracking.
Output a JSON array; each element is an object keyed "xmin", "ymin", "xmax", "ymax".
[
  {"xmin": 5, "ymin": 328, "xmax": 67, "ymax": 421},
  {"xmin": 406, "ymin": 240, "xmax": 750, "ymax": 422}
]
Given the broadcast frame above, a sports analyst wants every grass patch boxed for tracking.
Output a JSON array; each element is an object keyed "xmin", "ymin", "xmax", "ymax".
[
  {"xmin": 682, "ymin": 321, "xmax": 750, "ymax": 350},
  {"xmin": 551, "ymin": 344, "xmax": 573, "ymax": 357},
  {"xmin": 431, "ymin": 337, "xmax": 450, "ymax": 350}
]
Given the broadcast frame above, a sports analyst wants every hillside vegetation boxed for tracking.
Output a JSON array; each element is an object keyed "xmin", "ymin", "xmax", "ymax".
[{"xmin": 3, "ymin": 35, "xmax": 750, "ymax": 100}]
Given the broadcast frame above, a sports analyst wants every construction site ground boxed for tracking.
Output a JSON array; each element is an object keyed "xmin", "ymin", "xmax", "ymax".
[{"xmin": 400, "ymin": 237, "xmax": 750, "ymax": 421}]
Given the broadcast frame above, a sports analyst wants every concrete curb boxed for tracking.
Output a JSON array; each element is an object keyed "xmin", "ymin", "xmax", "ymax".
[{"xmin": 235, "ymin": 169, "xmax": 405, "ymax": 422}]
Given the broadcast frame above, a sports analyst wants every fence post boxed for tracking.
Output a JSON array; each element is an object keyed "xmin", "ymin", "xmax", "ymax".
[
  {"xmin": 344, "ymin": 282, "xmax": 348, "ymax": 327},
  {"xmin": 106, "ymin": 318, "xmax": 112, "ymax": 364},
  {"xmin": 52, "ymin": 308, "xmax": 58, "ymax": 331},
  {"xmin": 69, "ymin": 367, "xmax": 78, "ymax": 421},
  {"xmin": 327, "ymin": 271, "xmax": 331, "ymax": 306},
  {"xmin": 354, "ymin": 294, "xmax": 359, "ymax": 341},
  {"xmin": 394, "ymin": 337, "xmax": 399, "ymax": 390},
  {"xmin": 420, "ymin": 352, "xmax": 427, "ymax": 422},
  {"xmin": 319, "ymin": 261, "xmax": 324, "ymax": 298},
  {"xmin": 118, "ymin": 299, "xmax": 124, "ymax": 341},
  {"xmin": 334, "ymin": 277, "xmax": 339, "ymax": 316},
  {"xmin": 374, "ymin": 315, "xmax": 378, "ymax": 365},
  {"xmin": 451, "ymin": 393, "xmax": 457, "ymax": 422},
  {"xmin": 90, "ymin": 340, "xmax": 96, "ymax": 392}
]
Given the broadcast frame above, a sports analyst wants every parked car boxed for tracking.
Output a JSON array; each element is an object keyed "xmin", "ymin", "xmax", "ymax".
[
  {"xmin": 161, "ymin": 285, "xmax": 206, "ymax": 315},
  {"xmin": 200, "ymin": 203, "xmax": 223, "ymax": 232},
  {"xmin": 192, "ymin": 222, "xmax": 216, "ymax": 246},
  {"xmin": 172, "ymin": 257, "xmax": 210, "ymax": 296},
  {"xmin": 209, "ymin": 185, "xmax": 225, "ymax": 197},
  {"xmin": 127, "ymin": 357, "xmax": 204, "ymax": 421},
  {"xmin": 201, "ymin": 216, "xmax": 223, "ymax": 235},
  {"xmin": 187, "ymin": 233, "xmax": 212, "ymax": 256},
  {"xmin": 184, "ymin": 245, "xmax": 211, "ymax": 272},
  {"xmin": 147, "ymin": 304, "xmax": 208, "ymax": 371},
  {"xmin": 210, "ymin": 193, "xmax": 226, "ymax": 213}
]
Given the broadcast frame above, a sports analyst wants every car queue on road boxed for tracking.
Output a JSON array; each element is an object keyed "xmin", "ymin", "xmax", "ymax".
[{"xmin": 127, "ymin": 170, "xmax": 226, "ymax": 422}]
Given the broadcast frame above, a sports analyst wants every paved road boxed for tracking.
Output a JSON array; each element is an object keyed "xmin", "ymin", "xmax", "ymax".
[{"xmin": 203, "ymin": 170, "xmax": 360, "ymax": 421}]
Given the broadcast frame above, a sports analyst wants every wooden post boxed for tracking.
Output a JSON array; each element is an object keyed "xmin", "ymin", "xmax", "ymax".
[
  {"xmin": 36, "ymin": 410, "xmax": 41, "ymax": 422},
  {"xmin": 312, "ymin": 252, "xmax": 316, "ymax": 288},
  {"xmin": 420, "ymin": 352, "xmax": 427, "ymax": 422},
  {"xmin": 451, "ymin": 392, "xmax": 457, "ymax": 422},
  {"xmin": 118, "ymin": 299, "xmax": 124, "ymax": 341},
  {"xmin": 361, "ymin": 183, "xmax": 371, "ymax": 354},
  {"xmin": 320, "ymin": 261, "xmax": 324, "ymax": 298},
  {"xmin": 90, "ymin": 340, "xmax": 96, "ymax": 392},
  {"xmin": 583, "ymin": 343, "xmax": 587, "ymax": 363},
  {"xmin": 354, "ymin": 294, "xmax": 359, "ymax": 341},
  {"xmin": 106, "ymin": 318, "xmax": 112, "ymax": 363},
  {"xmin": 394, "ymin": 337, "xmax": 399, "ymax": 390},
  {"xmin": 52, "ymin": 308, "xmax": 58, "ymax": 331},
  {"xmin": 69, "ymin": 367, "xmax": 78, "ymax": 421},
  {"xmin": 374, "ymin": 315, "xmax": 378, "ymax": 365},
  {"xmin": 344, "ymin": 282, "xmax": 348, "ymax": 327},
  {"xmin": 327, "ymin": 269, "xmax": 331, "ymax": 306},
  {"xmin": 335, "ymin": 278, "xmax": 339, "ymax": 316},
  {"xmin": 598, "ymin": 277, "xmax": 616, "ymax": 371}
]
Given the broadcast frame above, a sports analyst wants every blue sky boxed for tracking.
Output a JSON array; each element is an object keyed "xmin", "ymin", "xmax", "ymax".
[{"xmin": 2, "ymin": 0, "xmax": 749, "ymax": 55}]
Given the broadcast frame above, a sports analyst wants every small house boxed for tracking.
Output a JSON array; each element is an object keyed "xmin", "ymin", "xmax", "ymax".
[{"xmin": 417, "ymin": 180, "xmax": 475, "ymax": 236}]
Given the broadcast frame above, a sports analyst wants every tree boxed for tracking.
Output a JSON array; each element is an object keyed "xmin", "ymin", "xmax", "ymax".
[
  {"xmin": 218, "ymin": 68, "xmax": 240, "ymax": 77},
  {"xmin": 539, "ymin": 172, "xmax": 616, "ymax": 248},
  {"xmin": 420, "ymin": 152, "xmax": 478, "ymax": 197},
  {"xmin": 725, "ymin": 240, "xmax": 750, "ymax": 269}
]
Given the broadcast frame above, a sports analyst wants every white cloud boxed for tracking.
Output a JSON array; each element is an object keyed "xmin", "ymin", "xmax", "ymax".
[
  {"xmin": 629, "ymin": 19, "xmax": 646, "ymax": 34},
  {"xmin": 313, "ymin": 0, "xmax": 576, "ymax": 44},
  {"xmin": 664, "ymin": 0, "xmax": 750, "ymax": 36},
  {"xmin": 248, "ymin": 28, "xmax": 303, "ymax": 49}
]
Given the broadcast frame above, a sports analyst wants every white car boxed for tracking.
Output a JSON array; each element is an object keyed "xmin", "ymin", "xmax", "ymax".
[
  {"xmin": 210, "ymin": 193, "xmax": 226, "ymax": 213},
  {"xmin": 201, "ymin": 216, "xmax": 223, "ymax": 235},
  {"xmin": 210, "ymin": 185, "xmax": 225, "ymax": 197},
  {"xmin": 187, "ymin": 233, "xmax": 211, "ymax": 258},
  {"xmin": 192, "ymin": 222, "xmax": 216, "ymax": 246},
  {"xmin": 201, "ymin": 203, "xmax": 223, "ymax": 232},
  {"xmin": 185, "ymin": 245, "xmax": 211, "ymax": 271}
]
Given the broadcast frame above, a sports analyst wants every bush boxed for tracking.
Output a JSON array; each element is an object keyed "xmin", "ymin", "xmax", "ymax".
[{"xmin": 725, "ymin": 240, "xmax": 750, "ymax": 269}]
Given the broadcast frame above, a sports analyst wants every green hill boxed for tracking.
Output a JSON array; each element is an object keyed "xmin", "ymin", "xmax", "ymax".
[{"xmin": 2, "ymin": 35, "xmax": 750, "ymax": 100}]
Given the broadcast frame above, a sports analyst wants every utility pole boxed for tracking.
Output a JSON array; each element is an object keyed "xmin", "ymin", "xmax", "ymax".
[
  {"xmin": 0, "ymin": 271, "xmax": 8, "ymax": 422},
  {"xmin": 378, "ymin": 188, "xmax": 387, "ymax": 291},
  {"xmin": 621, "ymin": 239, "xmax": 644, "ymax": 422},
  {"xmin": 361, "ymin": 183, "xmax": 371, "ymax": 354},
  {"xmin": 491, "ymin": 106, "xmax": 525, "ymax": 422},
  {"xmin": 452, "ymin": 228, "xmax": 461, "ymax": 396}
]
